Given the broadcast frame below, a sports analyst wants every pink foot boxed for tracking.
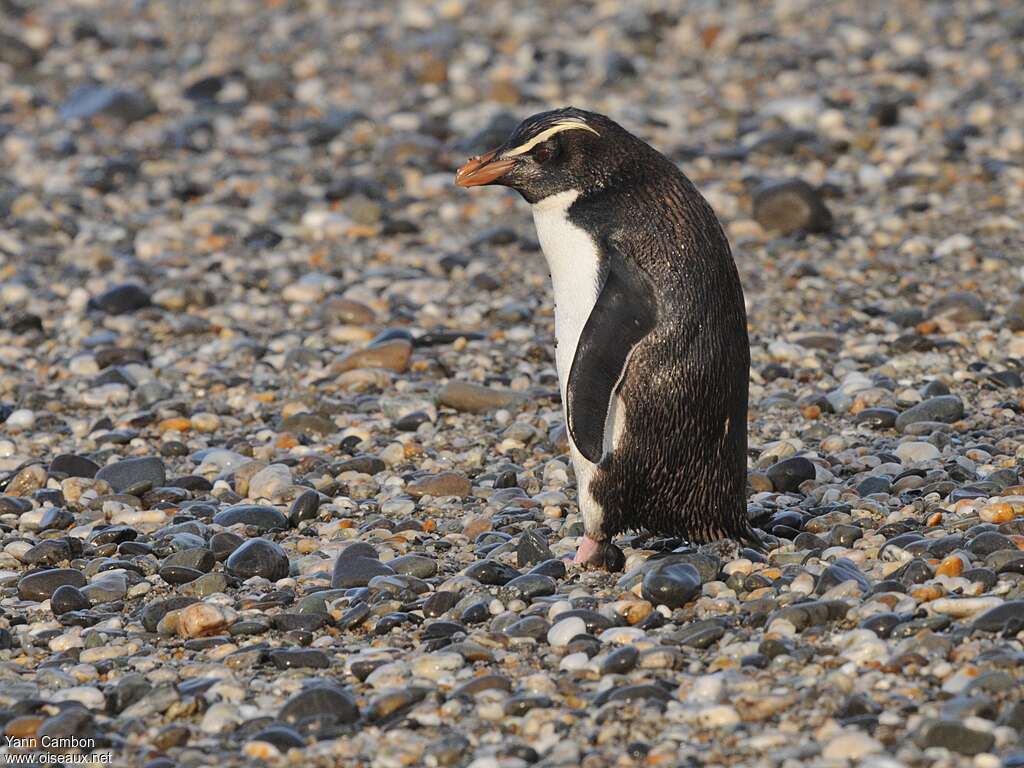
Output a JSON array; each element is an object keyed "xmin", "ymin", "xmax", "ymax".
[{"xmin": 573, "ymin": 535, "xmax": 601, "ymax": 565}]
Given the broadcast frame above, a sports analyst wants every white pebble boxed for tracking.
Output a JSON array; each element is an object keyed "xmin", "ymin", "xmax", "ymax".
[{"xmin": 547, "ymin": 616, "xmax": 586, "ymax": 648}]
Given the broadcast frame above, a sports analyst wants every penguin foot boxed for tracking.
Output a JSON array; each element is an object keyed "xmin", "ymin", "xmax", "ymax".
[
  {"xmin": 573, "ymin": 536, "xmax": 601, "ymax": 565},
  {"xmin": 573, "ymin": 537, "xmax": 625, "ymax": 572}
]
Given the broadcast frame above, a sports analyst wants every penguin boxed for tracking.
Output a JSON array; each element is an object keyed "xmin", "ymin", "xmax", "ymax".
[{"xmin": 456, "ymin": 107, "xmax": 755, "ymax": 569}]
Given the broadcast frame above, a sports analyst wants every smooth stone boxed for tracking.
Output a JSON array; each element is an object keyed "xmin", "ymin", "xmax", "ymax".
[
  {"xmin": 463, "ymin": 560, "xmax": 520, "ymax": 586},
  {"xmin": 213, "ymin": 504, "xmax": 288, "ymax": 531},
  {"xmin": 95, "ymin": 457, "xmax": 166, "ymax": 493},
  {"xmin": 407, "ymin": 472, "xmax": 471, "ymax": 498},
  {"xmin": 269, "ymin": 649, "xmax": 331, "ymax": 669},
  {"xmin": 289, "ymin": 490, "xmax": 321, "ymax": 526},
  {"xmin": 815, "ymin": 558, "xmax": 872, "ymax": 595},
  {"xmin": 423, "ymin": 591, "xmax": 459, "ymax": 618},
  {"xmin": 332, "ymin": 546, "xmax": 394, "ymax": 588},
  {"xmin": 89, "ymin": 283, "xmax": 152, "ymax": 314},
  {"xmin": 437, "ymin": 381, "xmax": 525, "ymax": 413},
  {"xmin": 163, "ymin": 548, "xmax": 215, "ymax": 573},
  {"xmin": 18, "ymin": 568, "xmax": 87, "ymax": 601},
  {"xmin": 142, "ymin": 597, "xmax": 197, "ymax": 632},
  {"xmin": 895, "ymin": 396, "xmax": 965, "ymax": 431},
  {"xmin": 502, "ymin": 573, "xmax": 556, "ymax": 599},
  {"xmin": 601, "ymin": 645, "xmax": 640, "ymax": 675},
  {"xmin": 642, "ymin": 563, "xmax": 701, "ymax": 608},
  {"xmin": 752, "ymin": 178, "xmax": 833, "ymax": 234},
  {"xmin": 226, "ymin": 539, "xmax": 290, "ymax": 580},
  {"xmin": 971, "ymin": 601, "xmax": 1024, "ymax": 634},
  {"xmin": 895, "ymin": 441, "xmax": 941, "ymax": 463},
  {"xmin": 388, "ymin": 554, "xmax": 437, "ymax": 579},
  {"xmin": 504, "ymin": 615, "xmax": 549, "ymax": 640},
  {"xmin": 516, "ymin": 529, "xmax": 554, "ymax": 567},
  {"xmin": 547, "ymin": 616, "xmax": 587, "ymax": 647},
  {"xmin": 249, "ymin": 726, "xmax": 305, "ymax": 751},
  {"xmin": 210, "ymin": 531, "xmax": 245, "ymax": 560},
  {"xmin": 278, "ymin": 685, "xmax": 359, "ymax": 726},
  {"xmin": 912, "ymin": 719, "xmax": 994, "ymax": 755},
  {"xmin": 60, "ymin": 86, "xmax": 156, "ymax": 123},
  {"xmin": 766, "ymin": 457, "xmax": 816, "ymax": 493},
  {"xmin": 50, "ymin": 585, "xmax": 91, "ymax": 615}
]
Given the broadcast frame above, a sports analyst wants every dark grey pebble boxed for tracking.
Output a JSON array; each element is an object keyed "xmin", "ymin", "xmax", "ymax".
[
  {"xmin": 601, "ymin": 645, "xmax": 639, "ymax": 675},
  {"xmin": 769, "ymin": 599, "xmax": 849, "ymax": 630},
  {"xmin": 530, "ymin": 558, "xmax": 567, "ymax": 580},
  {"xmin": 272, "ymin": 613, "xmax": 327, "ymax": 632},
  {"xmin": 912, "ymin": 719, "xmax": 994, "ymax": 755},
  {"xmin": 39, "ymin": 507, "xmax": 74, "ymax": 531},
  {"xmin": 335, "ymin": 603, "xmax": 371, "ymax": 631},
  {"xmin": 95, "ymin": 456, "xmax": 166, "ymax": 493},
  {"xmin": 49, "ymin": 454, "xmax": 100, "ymax": 478},
  {"xmin": 752, "ymin": 178, "xmax": 833, "ymax": 234},
  {"xmin": 424, "ymin": 591, "xmax": 460, "ymax": 618},
  {"xmin": 288, "ymin": 489, "xmax": 321, "ymax": 526},
  {"xmin": 388, "ymin": 554, "xmax": 437, "ymax": 579},
  {"xmin": 816, "ymin": 558, "xmax": 872, "ymax": 594},
  {"xmin": 516, "ymin": 529, "xmax": 553, "ymax": 567},
  {"xmin": 18, "ymin": 568, "xmax": 87, "ymax": 601},
  {"xmin": 249, "ymin": 726, "xmax": 305, "ymax": 750},
  {"xmin": 463, "ymin": 560, "xmax": 520, "ymax": 586},
  {"xmin": 269, "ymin": 649, "xmax": 331, "ymax": 670},
  {"xmin": 60, "ymin": 85, "xmax": 156, "ymax": 123},
  {"xmin": 366, "ymin": 688, "xmax": 430, "ymax": 723},
  {"xmin": 331, "ymin": 545, "xmax": 394, "ymax": 588},
  {"xmin": 50, "ymin": 584, "xmax": 90, "ymax": 615},
  {"xmin": 971, "ymin": 601, "xmax": 1024, "ymax": 634},
  {"xmin": 766, "ymin": 456, "xmax": 816, "ymax": 493},
  {"xmin": 671, "ymin": 619, "xmax": 726, "ymax": 648},
  {"xmin": 158, "ymin": 566, "xmax": 203, "ymax": 585},
  {"xmin": 969, "ymin": 531, "xmax": 1015, "ymax": 557},
  {"xmin": 22, "ymin": 539, "xmax": 73, "ymax": 566},
  {"xmin": 641, "ymin": 563, "xmax": 701, "ymax": 609},
  {"xmin": 450, "ymin": 674, "xmax": 511, "ymax": 699},
  {"xmin": 163, "ymin": 547, "xmax": 215, "ymax": 573},
  {"xmin": 213, "ymin": 504, "xmax": 288, "ymax": 531},
  {"xmin": 854, "ymin": 408, "xmax": 899, "ymax": 428},
  {"xmin": 895, "ymin": 395, "xmax": 965, "ymax": 431},
  {"xmin": 226, "ymin": 538, "xmax": 289, "ymax": 580},
  {"xmin": 278, "ymin": 685, "xmax": 359, "ymax": 726},
  {"xmin": 504, "ymin": 615, "xmax": 549, "ymax": 640},
  {"xmin": 594, "ymin": 683, "xmax": 671, "ymax": 707},
  {"xmin": 502, "ymin": 573, "xmax": 556, "ymax": 600},
  {"xmin": 210, "ymin": 531, "xmax": 245, "ymax": 561}
]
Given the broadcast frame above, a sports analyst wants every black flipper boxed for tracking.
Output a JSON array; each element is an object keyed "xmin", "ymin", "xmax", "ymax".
[{"xmin": 566, "ymin": 245, "xmax": 657, "ymax": 463}]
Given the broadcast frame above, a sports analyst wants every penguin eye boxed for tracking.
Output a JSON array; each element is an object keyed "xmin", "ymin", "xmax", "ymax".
[{"xmin": 531, "ymin": 139, "xmax": 557, "ymax": 164}]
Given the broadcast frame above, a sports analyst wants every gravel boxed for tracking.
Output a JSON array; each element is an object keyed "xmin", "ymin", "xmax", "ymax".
[{"xmin": 0, "ymin": 0, "xmax": 1022, "ymax": 766}]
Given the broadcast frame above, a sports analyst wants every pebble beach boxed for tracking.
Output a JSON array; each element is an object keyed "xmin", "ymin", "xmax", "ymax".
[{"xmin": 1, "ymin": 1, "xmax": 1023, "ymax": 766}]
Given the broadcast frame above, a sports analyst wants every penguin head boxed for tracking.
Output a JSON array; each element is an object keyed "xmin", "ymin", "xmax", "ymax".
[{"xmin": 456, "ymin": 107, "xmax": 628, "ymax": 204}]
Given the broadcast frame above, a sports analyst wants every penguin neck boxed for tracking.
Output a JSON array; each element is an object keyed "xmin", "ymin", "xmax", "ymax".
[{"xmin": 530, "ymin": 189, "xmax": 604, "ymax": 403}]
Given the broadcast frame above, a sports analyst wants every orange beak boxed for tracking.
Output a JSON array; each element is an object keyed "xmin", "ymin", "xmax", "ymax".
[{"xmin": 455, "ymin": 149, "xmax": 517, "ymax": 187}]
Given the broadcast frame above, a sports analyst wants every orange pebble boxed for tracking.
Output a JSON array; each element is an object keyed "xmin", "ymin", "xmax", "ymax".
[
  {"xmin": 980, "ymin": 502, "xmax": 1016, "ymax": 524},
  {"xmin": 5, "ymin": 716, "xmax": 42, "ymax": 739},
  {"xmin": 926, "ymin": 511, "xmax": 943, "ymax": 527},
  {"xmin": 275, "ymin": 434, "xmax": 299, "ymax": 449},
  {"xmin": 935, "ymin": 554, "xmax": 964, "ymax": 577},
  {"xmin": 158, "ymin": 417, "xmax": 191, "ymax": 432},
  {"xmin": 910, "ymin": 584, "xmax": 944, "ymax": 602}
]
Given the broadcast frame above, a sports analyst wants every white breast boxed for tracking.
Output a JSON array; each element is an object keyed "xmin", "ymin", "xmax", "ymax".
[
  {"xmin": 531, "ymin": 189, "xmax": 616, "ymax": 534},
  {"xmin": 530, "ymin": 190, "xmax": 602, "ymax": 402}
]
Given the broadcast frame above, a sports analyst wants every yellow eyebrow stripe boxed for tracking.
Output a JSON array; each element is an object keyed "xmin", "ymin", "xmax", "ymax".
[{"xmin": 502, "ymin": 120, "xmax": 600, "ymax": 157}]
